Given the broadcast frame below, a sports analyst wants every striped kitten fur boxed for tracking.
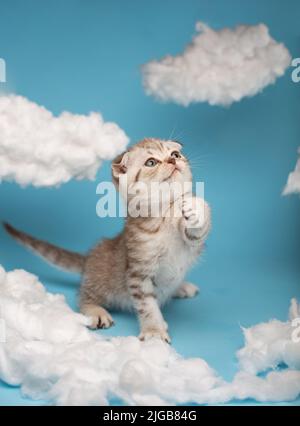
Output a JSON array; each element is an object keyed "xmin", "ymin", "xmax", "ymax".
[{"xmin": 4, "ymin": 138, "xmax": 211, "ymax": 343}]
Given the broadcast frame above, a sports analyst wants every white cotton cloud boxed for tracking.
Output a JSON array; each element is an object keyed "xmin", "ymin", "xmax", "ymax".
[
  {"xmin": 0, "ymin": 95, "xmax": 129, "ymax": 187},
  {"xmin": 142, "ymin": 22, "xmax": 291, "ymax": 107},
  {"xmin": 0, "ymin": 265, "xmax": 299, "ymax": 406},
  {"xmin": 283, "ymin": 149, "xmax": 300, "ymax": 195},
  {"xmin": 237, "ymin": 302, "xmax": 300, "ymax": 374}
]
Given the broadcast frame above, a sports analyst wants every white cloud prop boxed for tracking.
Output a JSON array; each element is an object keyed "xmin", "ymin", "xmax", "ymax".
[
  {"xmin": 283, "ymin": 148, "xmax": 300, "ymax": 195},
  {"xmin": 142, "ymin": 23, "xmax": 291, "ymax": 107},
  {"xmin": 237, "ymin": 299, "xmax": 300, "ymax": 374},
  {"xmin": 0, "ymin": 95, "xmax": 129, "ymax": 187},
  {"xmin": 0, "ymin": 266, "xmax": 299, "ymax": 405}
]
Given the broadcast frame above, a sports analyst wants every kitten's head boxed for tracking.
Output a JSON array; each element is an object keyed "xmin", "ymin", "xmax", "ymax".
[{"xmin": 112, "ymin": 138, "xmax": 192, "ymax": 196}]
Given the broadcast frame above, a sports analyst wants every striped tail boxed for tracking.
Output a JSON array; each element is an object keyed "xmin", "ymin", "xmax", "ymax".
[{"xmin": 3, "ymin": 222, "xmax": 86, "ymax": 274}]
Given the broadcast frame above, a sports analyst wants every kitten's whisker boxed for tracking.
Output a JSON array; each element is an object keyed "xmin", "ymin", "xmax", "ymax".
[{"xmin": 168, "ymin": 125, "xmax": 177, "ymax": 141}]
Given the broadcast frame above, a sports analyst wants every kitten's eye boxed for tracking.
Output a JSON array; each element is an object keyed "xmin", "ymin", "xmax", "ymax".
[
  {"xmin": 171, "ymin": 151, "xmax": 181, "ymax": 159},
  {"xmin": 145, "ymin": 158, "xmax": 158, "ymax": 167}
]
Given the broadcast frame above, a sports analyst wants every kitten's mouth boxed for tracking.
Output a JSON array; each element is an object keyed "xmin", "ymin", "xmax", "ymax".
[
  {"xmin": 163, "ymin": 167, "xmax": 181, "ymax": 182},
  {"xmin": 172, "ymin": 165, "xmax": 182, "ymax": 176}
]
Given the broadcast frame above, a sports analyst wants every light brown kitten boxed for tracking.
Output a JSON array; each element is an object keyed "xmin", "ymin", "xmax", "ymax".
[{"xmin": 4, "ymin": 138, "xmax": 211, "ymax": 343}]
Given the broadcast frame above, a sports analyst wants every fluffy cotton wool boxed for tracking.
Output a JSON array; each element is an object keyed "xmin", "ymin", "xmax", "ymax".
[
  {"xmin": 0, "ymin": 265, "xmax": 299, "ymax": 405},
  {"xmin": 0, "ymin": 95, "xmax": 129, "ymax": 187},
  {"xmin": 283, "ymin": 148, "xmax": 300, "ymax": 195},
  {"xmin": 142, "ymin": 22, "xmax": 291, "ymax": 107},
  {"xmin": 237, "ymin": 302, "xmax": 300, "ymax": 374}
]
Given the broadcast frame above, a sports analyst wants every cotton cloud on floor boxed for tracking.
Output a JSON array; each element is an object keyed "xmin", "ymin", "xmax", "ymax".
[
  {"xmin": 142, "ymin": 23, "xmax": 291, "ymax": 107},
  {"xmin": 0, "ymin": 266, "xmax": 299, "ymax": 405},
  {"xmin": 0, "ymin": 95, "xmax": 129, "ymax": 187},
  {"xmin": 283, "ymin": 149, "xmax": 300, "ymax": 195}
]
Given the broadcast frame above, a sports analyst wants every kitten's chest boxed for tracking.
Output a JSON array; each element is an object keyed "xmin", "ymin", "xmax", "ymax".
[{"xmin": 154, "ymin": 232, "xmax": 193, "ymax": 304}]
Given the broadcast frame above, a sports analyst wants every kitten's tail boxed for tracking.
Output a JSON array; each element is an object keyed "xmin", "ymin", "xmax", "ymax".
[{"xmin": 3, "ymin": 222, "xmax": 86, "ymax": 274}]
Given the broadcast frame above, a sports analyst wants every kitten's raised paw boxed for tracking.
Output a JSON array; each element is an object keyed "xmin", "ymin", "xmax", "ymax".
[
  {"xmin": 174, "ymin": 282, "xmax": 199, "ymax": 299},
  {"xmin": 139, "ymin": 328, "xmax": 171, "ymax": 344},
  {"xmin": 182, "ymin": 197, "xmax": 203, "ymax": 229}
]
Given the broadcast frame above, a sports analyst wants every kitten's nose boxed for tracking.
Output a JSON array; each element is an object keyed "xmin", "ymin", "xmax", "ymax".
[{"xmin": 167, "ymin": 157, "xmax": 176, "ymax": 165}]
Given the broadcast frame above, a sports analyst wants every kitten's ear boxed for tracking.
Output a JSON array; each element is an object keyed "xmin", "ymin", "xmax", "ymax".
[
  {"xmin": 166, "ymin": 140, "xmax": 183, "ymax": 151},
  {"xmin": 111, "ymin": 151, "xmax": 129, "ymax": 184}
]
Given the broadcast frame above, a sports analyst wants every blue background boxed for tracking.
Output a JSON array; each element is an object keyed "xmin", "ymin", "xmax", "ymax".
[{"xmin": 0, "ymin": 0, "xmax": 299, "ymax": 406}]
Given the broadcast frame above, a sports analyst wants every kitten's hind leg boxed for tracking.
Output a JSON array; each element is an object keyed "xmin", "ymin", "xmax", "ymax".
[
  {"xmin": 174, "ymin": 282, "xmax": 199, "ymax": 299},
  {"xmin": 81, "ymin": 303, "xmax": 114, "ymax": 329}
]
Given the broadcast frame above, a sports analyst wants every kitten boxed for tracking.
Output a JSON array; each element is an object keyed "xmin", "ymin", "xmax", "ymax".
[{"xmin": 4, "ymin": 138, "xmax": 211, "ymax": 343}]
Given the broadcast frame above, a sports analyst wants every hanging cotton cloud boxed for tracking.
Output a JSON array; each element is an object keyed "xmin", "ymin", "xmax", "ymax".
[
  {"xmin": 0, "ymin": 265, "xmax": 299, "ymax": 406},
  {"xmin": 0, "ymin": 95, "xmax": 129, "ymax": 187},
  {"xmin": 142, "ymin": 23, "xmax": 291, "ymax": 107},
  {"xmin": 283, "ymin": 148, "xmax": 300, "ymax": 195}
]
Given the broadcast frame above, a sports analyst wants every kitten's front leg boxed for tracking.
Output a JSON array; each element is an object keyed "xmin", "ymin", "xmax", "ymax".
[
  {"xmin": 180, "ymin": 196, "xmax": 211, "ymax": 246},
  {"xmin": 127, "ymin": 275, "xmax": 171, "ymax": 343}
]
